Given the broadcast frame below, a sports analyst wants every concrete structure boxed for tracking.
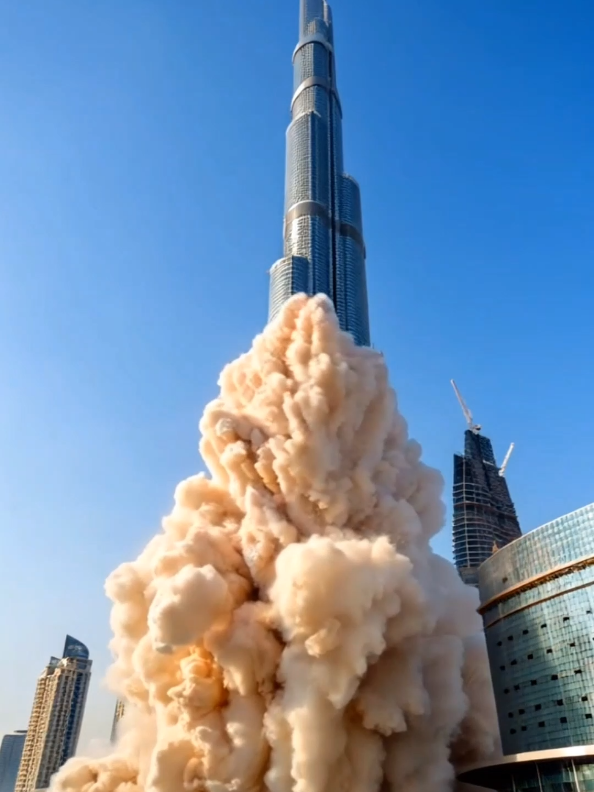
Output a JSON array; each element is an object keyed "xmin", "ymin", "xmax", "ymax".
[
  {"xmin": 268, "ymin": 0, "xmax": 371, "ymax": 347},
  {"xmin": 15, "ymin": 636, "xmax": 92, "ymax": 792},
  {"xmin": 458, "ymin": 504, "xmax": 594, "ymax": 791},
  {"xmin": 453, "ymin": 429, "xmax": 522, "ymax": 587},
  {"xmin": 0, "ymin": 732, "xmax": 26, "ymax": 792},
  {"xmin": 110, "ymin": 700, "xmax": 125, "ymax": 744}
]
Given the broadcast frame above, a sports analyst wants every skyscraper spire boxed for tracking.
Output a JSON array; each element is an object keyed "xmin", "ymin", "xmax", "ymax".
[{"xmin": 268, "ymin": 0, "xmax": 371, "ymax": 347}]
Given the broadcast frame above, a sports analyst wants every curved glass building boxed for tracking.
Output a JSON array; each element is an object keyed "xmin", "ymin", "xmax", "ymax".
[
  {"xmin": 458, "ymin": 504, "xmax": 594, "ymax": 792},
  {"xmin": 268, "ymin": 0, "xmax": 371, "ymax": 347}
]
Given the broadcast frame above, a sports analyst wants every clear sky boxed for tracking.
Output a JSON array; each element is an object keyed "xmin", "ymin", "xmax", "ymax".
[{"xmin": 1, "ymin": 0, "xmax": 592, "ymax": 749}]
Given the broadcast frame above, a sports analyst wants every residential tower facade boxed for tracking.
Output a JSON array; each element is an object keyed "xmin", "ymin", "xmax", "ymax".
[
  {"xmin": 15, "ymin": 636, "xmax": 92, "ymax": 792},
  {"xmin": 268, "ymin": 0, "xmax": 371, "ymax": 346}
]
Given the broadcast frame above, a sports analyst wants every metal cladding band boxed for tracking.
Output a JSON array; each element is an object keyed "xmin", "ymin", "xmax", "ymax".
[
  {"xmin": 482, "ymin": 577, "xmax": 594, "ymax": 630},
  {"xmin": 338, "ymin": 222, "xmax": 366, "ymax": 255},
  {"xmin": 460, "ymin": 744, "xmax": 594, "ymax": 776},
  {"xmin": 480, "ymin": 552, "xmax": 594, "ymax": 614},
  {"xmin": 291, "ymin": 77, "xmax": 343, "ymax": 116},
  {"xmin": 284, "ymin": 200, "xmax": 328, "ymax": 224},
  {"xmin": 293, "ymin": 34, "xmax": 334, "ymax": 59},
  {"xmin": 479, "ymin": 550, "xmax": 594, "ymax": 629},
  {"xmin": 284, "ymin": 201, "xmax": 366, "ymax": 253},
  {"xmin": 283, "ymin": 202, "xmax": 360, "ymax": 248}
]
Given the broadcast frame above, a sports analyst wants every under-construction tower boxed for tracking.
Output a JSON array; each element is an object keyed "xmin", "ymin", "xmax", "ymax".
[{"xmin": 450, "ymin": 380, "xmax": 522, "ymax": 587}]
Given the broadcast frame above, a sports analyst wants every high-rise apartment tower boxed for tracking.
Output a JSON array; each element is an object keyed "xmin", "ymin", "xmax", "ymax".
[
  {"xmin": 451, "ymin": 382, "xmax": 522, "ymax": 587},
  {"xmin": 0, "ymin": 731, "xmax": 26, "ymax": 792},
  {"xmin": 268, "ymin": 0, "xmax": 371, "ymax": 346},
  {"xmin": 15, "ymin": 636, "xmax": 91, "ymax": 792}
]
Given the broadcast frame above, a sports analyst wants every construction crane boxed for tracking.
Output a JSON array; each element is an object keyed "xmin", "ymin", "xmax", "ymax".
[
  {"xmin": 450, "ymin": 379, "xmax": 482, "ymax": 434},
  {"xmin": 499, "ymin": 442, "xmax": 515, "ymax": 477}
]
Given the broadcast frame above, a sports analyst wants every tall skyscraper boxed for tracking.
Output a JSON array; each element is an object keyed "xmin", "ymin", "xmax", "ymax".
[
  {"xmin": 450, "ymin": 382, "xmax": 522, "ymax": 587},
  {"xmin": 15, "ymin": 636, "xmax": 92, "ymax": 792},
  {"xmin": 453, "ymin": 430, "xmax": 522, "ymax": 587},
  {"xmin": 268, "ymin": 0, "xmax": 371, "ymax": 347},
  {"xmin": 110, "ymin": 701, "xmax": 125, "ymax": 744},
  {"xmin": 457, "ymin": 503, "xmax": 594, "ymax": 791},
  {"xmin": 0, "ymin": 731, "xmax": 26, "ymax": 792}
]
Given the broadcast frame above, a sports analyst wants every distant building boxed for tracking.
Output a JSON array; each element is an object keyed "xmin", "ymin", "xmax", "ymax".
[
  {"xmin": 110, "ymin": 700, "xmax": 125, "ymax": 743},
  {"xmin": 458, "ymin": 503, "xmax": 594, "ymax": 791},
  {"xmin": 453, "ymin": 429, "xmax": 522, "ymax": 587},
  {"xmin": 15, "ymin": 636, "xmax": 92, "ymax": 792},
  {"xmin": 268, "ymin": 0, "xmax": 371, "ymax": 347},
  {"xmin": 0, "ymin": 731, "xmax": 26, "ymax": 792}
]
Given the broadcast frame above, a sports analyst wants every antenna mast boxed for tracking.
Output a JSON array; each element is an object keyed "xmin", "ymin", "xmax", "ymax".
[{"xmin": 450, "ymin": 379, "xmax": 482, "ymax": 434}]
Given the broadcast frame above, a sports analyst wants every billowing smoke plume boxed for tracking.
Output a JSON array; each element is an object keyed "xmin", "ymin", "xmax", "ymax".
[{"xmin": 53, "ymin": 295, "xmax": 500, "ymax": 792}]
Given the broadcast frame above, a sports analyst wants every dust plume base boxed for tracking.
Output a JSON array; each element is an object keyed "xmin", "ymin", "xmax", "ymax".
[{"xmin": 52, "ymin": 295, "xmax": 500, "ymax": 792}]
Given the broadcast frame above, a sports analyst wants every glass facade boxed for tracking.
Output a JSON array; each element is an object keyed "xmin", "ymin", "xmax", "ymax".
[
  {"xmin": 453, "ymin": 429, "xmax": 522, "ymax": 587},
  {"xmin": 0, "ymin": 732, "xmax": 26, "ymax": 792},
  {"xmin": 478, "ymin": 504, "xmax": 594, "ymax": 755},
  {"xmin": 62, "ymin": 635, "xmax": 90, "ymax": 661},
  {"xmin": 457, "ymin": 505, "xmax": 594, "ymax": 791},
  {"xmin": 268, "ymin": 0, "xmax": 371, "ymax": 347}
]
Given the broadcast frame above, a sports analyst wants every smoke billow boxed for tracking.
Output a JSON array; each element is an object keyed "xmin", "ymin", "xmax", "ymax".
[{"xmin": 53, "ymin": 295, "xmax": 500, "ymax": 792}]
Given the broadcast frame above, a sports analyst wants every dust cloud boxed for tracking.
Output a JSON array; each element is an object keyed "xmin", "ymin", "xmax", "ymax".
[{"xmin": 53, "ymin": 295, "xmax": 500, "ymax": 792}]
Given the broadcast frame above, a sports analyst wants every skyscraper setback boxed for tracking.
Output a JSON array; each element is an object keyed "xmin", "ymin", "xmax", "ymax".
[
  {"xmin": 268, "ymin": 0, "xmax": 371, "ymax": 347},
  {"xmin": 15, "ymin": 636, "xmax": 91, "ymax": 792}
]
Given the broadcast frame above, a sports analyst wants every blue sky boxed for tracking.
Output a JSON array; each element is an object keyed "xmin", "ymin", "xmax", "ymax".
[{"xmin": 0, "ymin": 0, "xmax": 592, "ymax": 747}]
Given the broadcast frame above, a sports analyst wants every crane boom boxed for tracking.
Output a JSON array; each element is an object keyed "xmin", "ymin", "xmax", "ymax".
[
  {"xmin": 499, "ymin": 442, "xmax": 515, "ymax": 477},
  {"xmin": 450, "ymin": 379, "xmax": 481, "ymax": 434}
]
